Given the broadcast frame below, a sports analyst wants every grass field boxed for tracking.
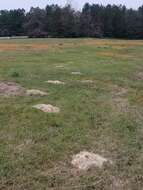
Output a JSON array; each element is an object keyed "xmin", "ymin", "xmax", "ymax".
[{"xmin": 0, "ymin": 38, "xmax": 143, "ymax": 189}]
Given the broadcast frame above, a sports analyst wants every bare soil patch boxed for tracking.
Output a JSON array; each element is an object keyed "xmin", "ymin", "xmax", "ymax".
[
  {"xmin": 71, "ymin": 151, "xmax": 110, "ymax": 171},
  {"xmin": 33, "ymin": 104, "xmax": 60, "ymax": 113},
  {"xmin": 0, "ymin": 82, "xmax": 25, "ymax": 96},
  {"xmin": 26, "ymin": 89, "xmax": 48, "ymax": 96}
]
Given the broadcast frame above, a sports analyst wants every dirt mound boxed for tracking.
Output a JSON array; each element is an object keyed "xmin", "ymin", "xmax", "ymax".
[
  {"xmin": 71, "ymin": 151, "xmax": 109, "ymax": 171},
  {"xmin": 56, "ymin": 65, "xmax": 64, "ymax": 68},
  {"xmin": 0, "ymin": 82, "xmax": 25, "ymax": 96},
  {"xmin": 81, "ymin": 80, "xmax": 94, "ymax": 83},
  {"xmin": 26, "ymin": 89, "xmax": 48, "ymax": 96},
  {"xmin": 45, "ymin": 80, "xmax": 65, "ymax": 85},
  {"xmin": 33, "ymin": 104, "xmax": 60, "ymax": 113},
  {"xmin": 136, "ymin": 72, "xmax": 143, "ymax": 80},
  {"xmin": 71, "ymin": 72, "xmax": 82, "ymax": 75}
]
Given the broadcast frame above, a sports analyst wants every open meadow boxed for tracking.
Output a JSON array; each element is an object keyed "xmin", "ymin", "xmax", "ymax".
[{"xmin": 0, "ymin": 38, "xmax": 143, "ymax": 189}]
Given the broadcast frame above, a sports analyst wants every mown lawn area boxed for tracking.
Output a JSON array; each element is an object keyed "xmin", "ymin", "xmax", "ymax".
[{"xmin": 0, "ymin": 38, "xmax": 143, "ymax": 189}]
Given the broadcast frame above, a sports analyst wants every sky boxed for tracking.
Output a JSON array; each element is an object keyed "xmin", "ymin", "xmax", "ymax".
[{"xmin": 0, "ymin": 0, "xmax": 142, "ymax": 11}]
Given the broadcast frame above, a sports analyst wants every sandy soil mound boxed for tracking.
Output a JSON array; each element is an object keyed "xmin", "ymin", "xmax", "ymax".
[
  {"xmin": 45, "ymin": 80, "xmax": 65, "ymax": 85},
  {"xmin": 71, "ymin": 72, "xmax": 82, "ymax": 75},
  {"xmin": 136, "ymin": 72, "xmax": 143, "ymax": 80},
  {"xmin": 71, "ymin": 151, "xmax": 109, "ymax": 171},
  {"xmin": 33, "ymin": 104, "xmax": 60, "ymax": 113},
  {"xmin": 26, "ymin": 89, "xmax": 47, "ymax": 96},
  {"xmin": 56, "ymin": 65, "xmax": 64, "ymax": 68},
  {"xmin": 0, "ymin": 82, "xmax": 25, "ymax": 96},
  {"xmin": 81, "ymin": 80, "xmax": 94, "ymax": 83}
]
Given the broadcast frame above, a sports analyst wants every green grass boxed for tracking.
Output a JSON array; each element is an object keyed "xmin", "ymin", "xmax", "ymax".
[{"xmin": 0, "ymin": 38, "xmax": 143, "ymax": 189}]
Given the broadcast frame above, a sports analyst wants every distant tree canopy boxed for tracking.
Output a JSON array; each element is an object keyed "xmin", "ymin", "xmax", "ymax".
[{"xmin": 0, "ymin": 4, "xmax": 143, "ymax": 39}]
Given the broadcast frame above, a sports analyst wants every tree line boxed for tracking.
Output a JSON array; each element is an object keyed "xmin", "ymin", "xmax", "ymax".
[{"xmin": 0, "ymin": 3, "xmax": 143, "ymax": 39}]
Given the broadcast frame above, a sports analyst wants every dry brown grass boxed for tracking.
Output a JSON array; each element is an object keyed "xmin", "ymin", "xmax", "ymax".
[
  {"xmin": 82, "ymin": 39, "xmax": 143, "ymax": 47},
  {"xmin": 0, "ymin": 43, "xmax": 50, "ymax": 52},
  {"xmin": 96, "ymin": 51, "xmax": 133, "ymax": 59},
  {"xmin": 0, "ymin": 39, "xmax": 142, "ymax": 53},
  {"xmin": 0, "ymin": 42, "xmax": 79, "ymax": 52}
]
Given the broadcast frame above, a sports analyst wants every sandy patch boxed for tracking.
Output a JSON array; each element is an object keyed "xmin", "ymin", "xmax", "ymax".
[
  {"xmin": 71, "ymin": 151, "xmax": 109, "ymax": 171},
  {"xmin": 71, "ymin": 72, "xmax": 82, "ymax": 75},
  {"xmin": 0, "ymin": 82, "xmax": 25, "ymax": 96},
  {"xmin": 45, "ymin": 80, "xmax": 65, "ymax": 85},
  {"xmin": 33, "ymin": 104, "xmax": 60, "ymax": 113},
  {"xmin": 26, "ymin": 89, "xmax": 47, "ymax": 96}
]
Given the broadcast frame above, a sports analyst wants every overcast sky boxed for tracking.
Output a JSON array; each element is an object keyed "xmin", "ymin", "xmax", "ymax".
[{"xmin": 0, "ymin": 0, "xmax": 142, "ymax": 11}]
